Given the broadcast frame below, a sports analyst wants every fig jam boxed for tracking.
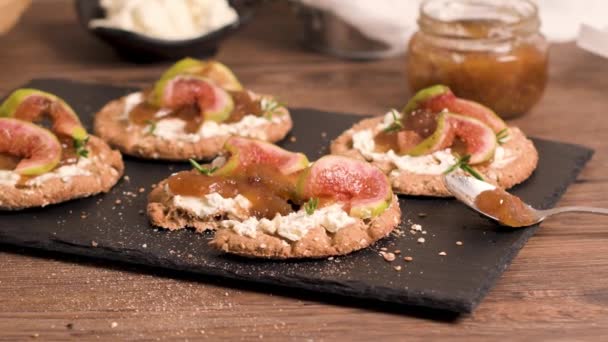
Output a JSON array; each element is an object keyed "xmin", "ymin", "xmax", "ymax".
[
  {"xmin": 406, "ymin": 0, "xmax": 548, "ymax": 118},
  {"xmin": 58, "ymin": 137, "xmax": 80, "ymax": 167},
  {"xmin": 167, "ymin": 165, "xmax": 298, "ymax": 219},
  {"xmin": 226, "ymin": 91, "xmax": 263, "ymax": 123},
  {"xmin": 373, "ymin": 131, "xmax": 400, "ymax": 153},
  {"xmin": 129, "ymin": 90, "xmax": 264, "ymax": 131},
  {"xmin": 0, "ymin": 153, "xmax": 18, "ymax": 170},
  {"xmin": 129, "ymin": 103, "xmax": 202, "ymax": 133},
  {"xmin": 474, "ymin": 188, "xmax": 537, "ymax": 227}
]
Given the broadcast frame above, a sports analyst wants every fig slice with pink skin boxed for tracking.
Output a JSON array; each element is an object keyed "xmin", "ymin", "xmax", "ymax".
[
  {"xmin": 0, "ymin": 118, "xmax": 61, "ymax": 176},
  {"xmin": 403, "ymin": 112, "xmax": 496, "ymax": 164},
  {"xmin": 151, "ymin": 76, "xmax": 234, "ymax": 123},
  {"xmin": 297, "ymin": 155, "xmax": 393, "ymax": 219},
  {"xmin": 0, "ymin": 88, "xmax": 88, "ymax": 141},
  {"xmin": 404, "ymin": 112, "xmax": 455, "ymax": 156},
  {"xmin": 213, "ymin": 137, "xmax": 309, "ymax": 177},
  {"xmin": 445, "ymin": 113, "xmax": 497, "ymax": 164},
  {"xmin": 402, "ymin": 85, "xmax": 507, "ymax": 133},
  {"xmin": 150, "ymin": 58, "xmax": 243, "ymax": 106}
]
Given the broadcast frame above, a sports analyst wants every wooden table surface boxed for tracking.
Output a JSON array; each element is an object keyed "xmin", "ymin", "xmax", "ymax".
[{"xmin": 1, "ymin": 1, "xmax": 607, "ymax": 341}]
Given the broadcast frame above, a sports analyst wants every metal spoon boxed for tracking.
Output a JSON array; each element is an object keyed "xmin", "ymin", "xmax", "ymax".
[{"xmin": 443, "ymin": 173, "xmax": 608, "ymax": 227}]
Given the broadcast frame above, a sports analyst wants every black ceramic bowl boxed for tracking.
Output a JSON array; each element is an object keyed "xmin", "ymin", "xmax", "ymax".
[{"xmin": 75, "ymin": 0, "xmax": 256, "ymax": 62}]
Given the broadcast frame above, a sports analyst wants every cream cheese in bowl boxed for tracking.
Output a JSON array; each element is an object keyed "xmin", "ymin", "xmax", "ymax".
[{"xmin": 89, "ymin": 0, "xmax": 239, "ymax": 41}]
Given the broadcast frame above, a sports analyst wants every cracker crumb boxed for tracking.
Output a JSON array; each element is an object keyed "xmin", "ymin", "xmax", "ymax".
[
  {"xmin": 394, "ymin": 265, "xmax": 402, "ymax": 271},
  {"xmin": 91, "ymin": 241, "xmax": 98, "ymax": 247},
  {"xmin": 321, "ymin": 132, "xmax": 327, "ymax": 138},
  {"xmin": 289, "ymin": 136, "xmax": 297, "ymax": 142},
  {"xmin": 439, "ymin": 251, "xmax": 447, "ymax": 256},
  {"xmin": 138, "ymin": 187, "xmax": 145, "ymax": 193},
  {"xmin": 142, "ymin": 244, "xmax": 147, "ymax": 248},
  {"xmin": 422, "ymin": 231, "xmax": 427, "ymax": 235},
  {"xmin": 417, "ymin": 237, "xmax": 425, "ymax": 244},
  {"xmin": 381, "ymin": 252, "xmax": 396, "ymax": 262},
  {"xmin": 380, "ymin": 247, "xmax": 388, "ymax": 251},
  {"xmin": 124, "ymin": 175, "xmax": 130, "ymax": 181},
  {"xmin": 404, "ymin": 256, "xmax": 413, "ymax": 262},
  {"xmin": 411, "ymin": 224, "xmax": 422, "ymax": 231},
  {"xmin": 110, "ymin": 322, "xmax": 118, "ymax": 328},
  {"xmin": 327, "ymin": 257, "xmax": 334, "ymax": 261},
  {"xmin": 115, "ymin": 199, "xmax": 122, "ymax": 204},
  {"xmin": 418, "ymin": 212, "xmax": 427, "ymax": 217},
  {"xmin": 394, "ymin": 250, "xmax": 401, "ymax": 255},
  {"xmin": 456, "ymin": 241, "xmax": 463, "ymax": 246},
  {"xmin": 31, "ymin": 333, "xmax": 39, "ymax": 338}
]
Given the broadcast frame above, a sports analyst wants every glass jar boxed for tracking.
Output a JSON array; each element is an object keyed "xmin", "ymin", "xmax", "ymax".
[{"xmin": 406, "ymin": 0, "xmax": 549, "ymax": 118}]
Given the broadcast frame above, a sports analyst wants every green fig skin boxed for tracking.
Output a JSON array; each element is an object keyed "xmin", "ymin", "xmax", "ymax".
[
  {"xmin": 404, "ymin": 112, "xmax": 497, "ymax": 164},
  {"xmin": 149, "ymin": 58, "xmax": 243, "ymax": 107},
  {"xmin": 0, "ymin": 118, "xmax": 61, "ymax": 176},
  {"xmin": 154, "ymin": 76, "xmax": 235, "ymax": 123},
  {"xmin": 213, "ymin": 137, "xmax": 309, "ymax": 177},
  {"xmin": 445, "ymin": 113, "xmax": 497, "ymax": 164},
  {"xmin": 0, "ymin": 88, "xmax": 88, "ymax": 141},
  {"xmin": 403, "ymin": 85, "xmax": 506, "ymax": 133},
  {"xmin": 405, "ymin": 112, "xmax": 455, "ymax": 156},
  {"xmin": 402, "ymin": 85, "xmax": 451, "ymax": 115}
]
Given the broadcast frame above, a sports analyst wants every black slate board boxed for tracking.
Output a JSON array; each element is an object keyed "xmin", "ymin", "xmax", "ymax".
[{"xmin": 0, "ymin": 79, "xmax": 594, "ymax": 314}]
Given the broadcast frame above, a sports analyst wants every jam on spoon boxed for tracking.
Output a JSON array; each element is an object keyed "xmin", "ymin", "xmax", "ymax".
[{"xmin": 474, "ymin": 188, "xmax": 537, "ymax": 227}]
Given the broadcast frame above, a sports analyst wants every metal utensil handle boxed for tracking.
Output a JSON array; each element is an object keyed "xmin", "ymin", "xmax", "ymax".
[{"xmin": 540, "ymin": 206, "xmax": 608, "ymax": 219}]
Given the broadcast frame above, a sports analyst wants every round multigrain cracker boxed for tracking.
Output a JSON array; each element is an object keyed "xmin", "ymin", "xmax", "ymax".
[
  {"xmin": 0, "ymin": 136, "xmax": 124, "ymax": 210},
  {"xmin": 330, "ymin": 116, "xmax": 538, "ymax": 197},
  {"xmin": 209, "ymin": 195, "xmax": 401, "ymax": 259},
  {"xmin": 94, "ymin": 93, "xmax": 293, "ymax": 161}
]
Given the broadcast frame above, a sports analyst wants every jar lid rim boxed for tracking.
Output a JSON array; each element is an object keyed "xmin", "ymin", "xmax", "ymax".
[{"xmin": 419, "ymin": 0, "xmax": 540, "ymax": 39}]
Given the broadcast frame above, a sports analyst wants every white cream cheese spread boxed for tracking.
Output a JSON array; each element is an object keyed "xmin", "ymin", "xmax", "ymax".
[
  {"xmin": 172, "ymin": 192, "xmax": 251, "ymax": 220},
  {"xmin": 352, "ymin": 111, "xmax": 515, "ymax": 174},
  {"xmin": 121, "ymin": 92, "xmax": 283, "ymax": 141},
  {"xmin": 168, "ymin": 183, "xmax": 356, "ymax": 241},
  {"xmin": 352, "ymin": 129, "xmax": 458, "ymax": 175},
  {"xmin": 220, "ymin": 204, "xmax": 357, "ymax": 241},
  {"xmin": 0, "ymin": 157, "xmax": 93, "ymax": 187}
]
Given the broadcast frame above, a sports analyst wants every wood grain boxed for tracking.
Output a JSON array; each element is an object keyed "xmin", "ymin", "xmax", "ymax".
[{"xmin": 1, "ymin": 1, "xmax": 607, "ymax": 340}]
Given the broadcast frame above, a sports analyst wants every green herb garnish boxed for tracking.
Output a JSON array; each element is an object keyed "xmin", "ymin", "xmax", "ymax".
[
  {"xmin": 145, "ymin": 120, "xmax": 157, "ymax": 135},
  {"xmin": 382, "ymin": 109, "xmax": 403, "ymax": 133},
  {"xmin": 496, "ymin": 128, "xmax": 509, "ymax": 145},
  {"xmin": 189, "ymin": 159, "xmax": 217, "ymax": 175},
  {"xmin": 304, "ymin": 197, "xmax": 319, "ymax": 215},
  {"xmin": 73, "ymin": 136, "xmax": 90, "ymax": 158},
  {"xmin": 261, "ymin": 98, "xmax": 286, "ymax": 120},
  {"xmin": 443, "ymin": 154, "xmax": 484, "ymax": 180}
]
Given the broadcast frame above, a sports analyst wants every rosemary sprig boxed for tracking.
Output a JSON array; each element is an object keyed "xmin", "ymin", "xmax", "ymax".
[
  {"xmin": 189, "ymin": 159, "xmax": 217, "ymax": 176},
  {"xmin": 443, "ymin": 154, "xmax": 484, "ymax": 180},
  {"xmin": 73, "ymin": 136, "xmax": 90, "ymax": 158},
  {"xmin": 144, "ymin": 120, "xmax": 157, "ymax": 135},
  {"xmin": 304, "ymin": 197, "xmax": 319, "ymax": 215},
  {"xmin": 496, "ymin": 128, "xmax": 509, "ymax": 145},
  {"xmin": 261, "ymin": 98, "xmax": 286, "ymax": 120},
  {"xmin": 382, "ymin": 109, "xmax": 403, "ymax": 133}
]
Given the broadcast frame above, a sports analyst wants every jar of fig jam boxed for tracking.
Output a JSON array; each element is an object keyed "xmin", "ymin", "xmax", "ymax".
[{"xmin": 406, "ymin": 0, "xmax": 548, "ymax": 118}]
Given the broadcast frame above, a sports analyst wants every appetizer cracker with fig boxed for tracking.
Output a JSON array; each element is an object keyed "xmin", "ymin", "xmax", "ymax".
[
  {"xmin": 148, "ymin": 137, "xmax": 400, "ymax": 259},
  {"xmin": 331, "ymin": 85, "xmax": 538, "ymax": 197},
  {"xmin": 0, "ymin": 89, "xmax": 124, "ymax": 210},
  {"xmin": 95, "ymin": 58, "xmax": 292, "ymax": 160}
]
